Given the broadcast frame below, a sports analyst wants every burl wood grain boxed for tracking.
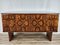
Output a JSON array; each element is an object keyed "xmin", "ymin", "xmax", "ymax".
[{"xmin": 2, "ymin": 14, "xmax": 59, "ymax": 32}]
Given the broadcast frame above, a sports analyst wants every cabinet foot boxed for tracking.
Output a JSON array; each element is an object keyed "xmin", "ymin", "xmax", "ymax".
[
  {"xmin": 46, "ymin": 32, "xmax": 52, "ymax": 41},
  {"xmin": 8, "ymin": 32, "xmax": 14, "ymax": 41}
]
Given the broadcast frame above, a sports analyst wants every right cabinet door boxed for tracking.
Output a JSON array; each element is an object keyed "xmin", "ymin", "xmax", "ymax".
[
  {"xmin": 50, "ymin": 14, "xmax": 59, "ymax": 32},
  {"xmin": 30, "ymin": 14, "xmax": 58, "ymax": 32}
]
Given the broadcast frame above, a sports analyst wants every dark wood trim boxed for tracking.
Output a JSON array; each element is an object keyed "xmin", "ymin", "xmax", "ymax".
[
  {"xmin": 46, "ymin": 32, "xmax": 52, "ymax": 41},
  {"xmin": 8, "ymin": 32, "xmax": 14, "ymax": 41}
]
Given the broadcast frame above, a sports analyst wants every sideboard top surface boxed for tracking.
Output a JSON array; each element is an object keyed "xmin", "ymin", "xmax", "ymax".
[{"xmin": 1, "ymin": 13, "xmax": 59, "ymax": 15}]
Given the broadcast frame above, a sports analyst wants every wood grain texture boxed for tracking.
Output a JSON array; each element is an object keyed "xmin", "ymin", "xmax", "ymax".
[
  {"xmin": 1, "ymin": 13, "xmax": 59, "ymax": 41},
  {"xmin": 2, "ymin": 13, "xmax": 59, "ymax": 32}
]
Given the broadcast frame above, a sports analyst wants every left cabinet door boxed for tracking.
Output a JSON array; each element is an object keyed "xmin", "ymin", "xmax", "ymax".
[{"xmin": 2, "ymin": 14, "xmax": 16, "ymax": 32}]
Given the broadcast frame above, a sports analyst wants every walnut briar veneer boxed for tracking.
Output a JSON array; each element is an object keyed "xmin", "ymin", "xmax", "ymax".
[{"xmin": 2, "ymin": 13, "xmax": 59, "ymax": 41}]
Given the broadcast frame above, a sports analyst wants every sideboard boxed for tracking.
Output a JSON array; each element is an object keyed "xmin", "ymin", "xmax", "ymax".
[{"xmin": 2, "ymin": 13, "xmax": 59, "ymax": 41}]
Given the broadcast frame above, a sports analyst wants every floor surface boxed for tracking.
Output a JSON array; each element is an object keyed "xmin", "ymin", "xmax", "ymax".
[{"xmin": 0, "ymin": 33, "xmax": 60, "ymax": 45}]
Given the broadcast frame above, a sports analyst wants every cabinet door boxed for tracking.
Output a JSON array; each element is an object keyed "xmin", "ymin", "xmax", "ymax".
[
  {"xmin": 50, "ymin": 14, "xmax": 59, "ymax": 32},
  {"xmin": 15, "ymin": 14, "xmax": 30, "ymax": 32},
  {"xmin": 8, "ymin": 15, "xmax": 16, "ymax": 32},
  {"xmin": 30, "ymin": 14, "xmax": 51, "ymax": 32},
  {"xmin": 2, "ymin": 14, "xmax": 16, "ymax": 32},
  {"xmin": 30, "ymin": 14, "xmax": 58, "ymax": 32}
]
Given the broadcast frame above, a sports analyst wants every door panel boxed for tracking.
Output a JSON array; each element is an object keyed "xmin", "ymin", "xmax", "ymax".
[
  {"xmin": 50, "ymin": 15, "xmax": 59, "ymax": 32},
  {"xmin": 15, "ymin": 14, "xmax": 30, "ymax": 32},
  {"xmin": 30, "ymin": 14, "xmax": 51, "ymax": 32}
]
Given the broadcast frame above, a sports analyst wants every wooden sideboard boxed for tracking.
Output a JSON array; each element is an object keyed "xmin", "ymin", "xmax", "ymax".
[{"xmin": 2, "ymin": 13, "xmax": 59, "ymax": 41}]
